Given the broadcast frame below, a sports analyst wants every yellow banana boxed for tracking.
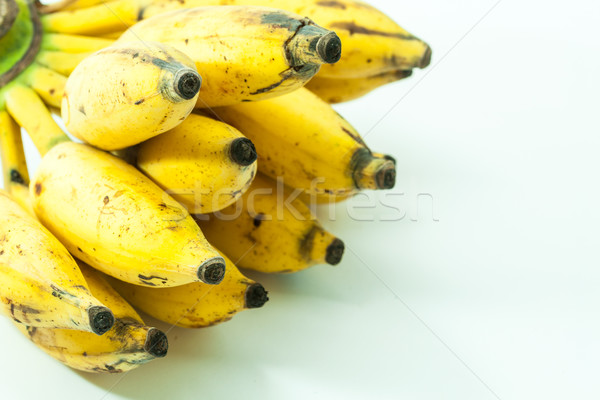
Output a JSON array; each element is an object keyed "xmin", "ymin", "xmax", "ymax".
[
  {"xmin": 196, "ymin": 173, "xmax": 345, "ymax": 273},
  {"xmin": 62, "ymin": 40, "xmax": 201, "ymax": 150},
  {"xmin": 212, "ymin": 87, "xmax": 396, "ymax": 198},
  {"xmin": 30, "ymin": 141, "xmax": 226, "ymax": 287},
  {"xmin": 40, "ymin": 33, "xmax": 114, "ymax": 53},
  {"xmin": 35, "ymin": 50, "xmax": 90, "ymax": 76},
  {"xmin": 0, "ymin": 191, "xmax": 115, "ymax": 334},
  {"xmin": 56, "ymin": 0, "xmax": 430, "ymax": 78},
  {"xmin": 306, "ymin": 69, "xmax": 413, "ymax": 104},
  {"xmin": 17, "ymin": 63, "xmax": 67, "ymax": 108},
  {"xmin": 135, "ymin": 113, "xmax": 257, "ymax": 214},
  {"xmin": 108, "ymin": 250, "xmax": 268, "ymax": 328},
  {"xmin": 116, "ymin": 6, "xmax": 341, "ymax": 107},
  {"xmin": 15, "ymin": 263, "xmax": 168, "ymax": 373}
]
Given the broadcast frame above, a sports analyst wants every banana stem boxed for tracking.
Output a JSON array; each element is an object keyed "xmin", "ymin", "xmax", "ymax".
[
  {"xmin": 351, "ymin": 149, "xmax": 397, "ymax": 190},
  {"xmin": 286, "ymin": 23, "xmax": 342, "ymax": 66},
  {"xmin": 0, "ymin": 0, "xmax": 20, "ymax": 38}
]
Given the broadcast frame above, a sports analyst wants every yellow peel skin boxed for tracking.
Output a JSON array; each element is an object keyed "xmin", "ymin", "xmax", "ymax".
[
  {"xmin": 0, "ymin": 191, "xmax": 114, "ymax": 334},
  {"xmin": 117, "ymin": 6, "xmax": 338, "ymax": 107},
  {"xmin": 136, "ymin": 113, "xmax": 257, "ymax": 215},
  {"xmin": 213, "ymin": 88, "xmax": 396, "ymax": 198},
  {"xmin": 196, "ymin": 173, "xmax": 345, "ymax": 273},
  {"xmin": 108, "ymin": 250, "xmax": 268, "ymax": 328},
  {"xmin": 15, "ymin": 263, "xmax": 168, "ymax": 373},
  {"xmin": 30, "ymin": 142, "xmax": 225, "ymax": 287},
  {"xmin": 62, "ymin": 41, "xmax": 201, "ymax": 150}
]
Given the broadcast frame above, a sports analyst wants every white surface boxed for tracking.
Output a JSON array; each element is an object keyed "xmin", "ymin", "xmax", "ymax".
[{"xmin": 2, "ymin": 0, "xmax": 600, "ymax": 399}]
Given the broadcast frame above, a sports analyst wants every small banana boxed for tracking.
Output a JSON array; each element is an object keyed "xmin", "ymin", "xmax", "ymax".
[
  {"xmin": 0, "ymin": 191, "xmax": 114, "ymax": 334},
  {"xmin": 212, "ymin": 87, "xmax": 396, "ymax": 199},
  {"xmin": 18, "ymin": 63, "xmax": 67, "ymax": 108},
  {"xmin": 196, "ymin": 173, "xmax": 345, "ymax": 273},
  {"xmin": 306, "ymin": 69, "xmax": 413, "ymax": 104},
  {"xmin": 134, "ymin": 113, "xmax": 257, "ymax": 214},
  {"xmin": 15, "ymin": 263, "xmax": 168, "ymax": 373},
  {"xmin": 108, "ymin": 250, "xmax": 268, "ymax": 328},
  {"xmin": 31, "ymin": 142, "xmax": 226, "ymax": 287},
  {"xmin": 40, "ymin": 33, "xmax": 114, "ymax": 53},
  {"xmin": 35, "ymin": 50, "xmax": 90, "ymax": 76},
  {"xmin": 62, "ymin": 40, "xmax": 201, "ymax": 150},
  {"xmin": 0, "ymin": 109, "xmax": 30, "ymax": 211},
  {"xmin": 116, "ymin": 6, "xmax": 341, "ymax": 107}
]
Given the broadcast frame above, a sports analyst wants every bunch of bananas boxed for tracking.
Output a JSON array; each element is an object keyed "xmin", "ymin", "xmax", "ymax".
[{"xmin": 0, "ymin": 0, "xmax": 430, "ymax": 373}]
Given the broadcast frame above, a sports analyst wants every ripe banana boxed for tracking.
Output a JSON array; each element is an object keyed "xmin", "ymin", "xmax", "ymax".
[
  {"xmin": 18, "ymin": 63, "xmax": 67, "ymax": 108},
  {"xmin": 50, "ymin": 0, "xmax": 430, "ymax": 79},
  {"xmin": 306, "ymin": 69, "xmax": 413, "ymax": 104},
  {"xmin": 40, "ymin": 33, "xmax": 113, "ymax": 53},
  {"xmin": 108, "ymin": 250, "xmax": 269, "ymax": 328},
  {"xmin": 212, "ymin": 87, "xmax": 396, "ymax": 198},
  {"xmin": 30, "ymin": 141, "xmax": 226, "ymax": 287},
  {"xmin": 35, "ymin": 50, "xmax": 90, "ymax": 76},
  {"xmin": 15, "ymin": 263, "xmax": 168, "ymax": 373},
  {"xmin": 62, "ymin": 40, "xmax": 201, "ymax": 150},
  {"xmin": 0, "ymin": 191, "xmax": 115, "ymax": 334},
  {"xmin": 116, "ymin": 6, "xmax": 341, "ymax": 107},
  {"xmin": 135, "ymin": 113, "xmax": 257, "ymax": 214},
  {"xmin": 196, "ymin": 173, "xmax": 345, "ymax": 273}
]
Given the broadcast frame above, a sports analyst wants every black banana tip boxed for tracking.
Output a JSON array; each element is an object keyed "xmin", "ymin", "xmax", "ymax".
[
  {"xmin": 0, "ymin": 0, "xmax": 19, "ymax": 38},
  {"xmin": 198, "ymin": 258, "xmax": 226, "ymax": 285},
  {"xmin": 145, "ymin": 328, "xmax": 169, "ymax": 358},
  {"xmin": 174, "ymin": 69, "xmax": 202, "ymax": 100},
  {"xmin": 326, "ymin": 238, "xmax": 345, "ymax": 265},
  {"xmin": 420, "ymin": 45, "xmax": 432, "ymax": 69},
  {"xmin": 317, "ymin": 32, "xmax": 342, "ymax": 64},
  {"xmin": 376, "ymin": 165, "xmax": 396, "ymax": 190},
  {"xmin": 230, "ymin": 138, "xmax": 257, "ymax": 166},
  {"xmin": 382, "ymin": 154, "xmax": 397, "ymax": 165},
  {"xmin": 88, "ymin": 306, "xmax": 115, "ymax": 336},
  {"xmin": 245, "ymin": 283, "xmax": 269, "ymax": 309}
]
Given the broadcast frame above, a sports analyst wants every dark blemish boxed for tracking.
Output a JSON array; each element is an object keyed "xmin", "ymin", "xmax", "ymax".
[
  {"xmin": 329, "ymin": 21, "xmax": 418, "ymax": 40},
  {"xmin": 133, "ymin": 53, "xmax": 139, "ymax": 58},
  {"xmin": 184, "ymin": 38, "xmax": 189, "ymax": 45},
  {"xmin": 250, "ymin": 77, "xmax": 288, "ymax": 95},
  {"xmin": 0, "ymin": 250, "xmax": 4, "ymax": 255},
  {"xmin": 299, "ymin": 226, "xmax": 319, "ymax": 261},
  {"xmin": 350, "ymin": 148, "xmax": 374, "ymax": 189},
  {"xmin": 103, "ymin": 196, "xmax": 110, "ymax": 204},
  {"xmin": 367, "ymin": 58, "xmax": 372, "ymax": 63},
  {"xmin": 49, "ymin": 88, "xmax": 55, "ymax": 95},
  {"xmin": 260, "ymin": 11, "xmax": 304, "ymax": 32},
  {"xmin": 78, "ymin": 105, "xmax": 86, "ymax": 116},
  {"xmin": 77, "ymin": 247, "xmax": 82, "ymax": 252},
  {"xmin": 9, "ymin": 169, "xmax": 24, "ymax": 184},
  {"xmin": 83, "ymin": 352, "xmax": 87, "ymax": 357},
  {"xmin": 34, "ymin": 182, "xmax": 42, "ymax": 196},
  {"xmin": 134, "ymin": 99, "xmax": 145, "ymax": 105},
  {"xmin": 73, "ymin": 285, "xmax": 87, "ymax": 290},
  {"xmin": 341, "ymin": 126, "xmax": 367, "ymax": 147},
  {"xmin": 316, "ymin": 0, "xmax": 347, "ymax": 9},
  {"xmin": 253, "ymin": 213, "xmax": 266, "ymax": 228},
  {"xmin": 105, "ymin": 365, "xmax": 115, "ymax": 371},
  {"xmin": 138, "ymin": 274, "xmax": 168, "ymax": 284}
]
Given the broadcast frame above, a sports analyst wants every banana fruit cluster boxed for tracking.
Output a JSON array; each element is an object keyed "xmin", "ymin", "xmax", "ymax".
[{"xmin": 0, "ymin": 0, "xmax": 430, "ymax": 373}]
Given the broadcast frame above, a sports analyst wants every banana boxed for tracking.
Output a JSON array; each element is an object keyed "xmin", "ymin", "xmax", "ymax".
[
  {"xmin": 30, "ymin": 141, "xmax": 226, "ymax": 287},
  {"xmin": 134, "ymin": 113, "xmax": 257, "ymax": 214},
  {"xmin": 196, "ymin": 173, "xmax": 345, "ymax": 273},
  {"xmin": 212, "ymin": 87, "xmax": 396, "ymax": 198},
  {"xmin": 18, "ymin": 63, "xmax": 67, "ymax": 108},
  {"xmin": 62, "ymin": 40, "xmax": 201, "ymax": 150},
  {"xmin": 116, "ymin": 6, "xmax": 341, "ymax": 107},
  {"xmin": 35, "ymin": 50, "xmax": 90, "ymax": 76},
  {"xmin": 40, "ymin": 33, "xmax": 113, "ymax": 53},
  {"xmin": 108, "ymin": 250, "xmax": 268, "ymax": 328},
  {"xmin": 15, "ymin": 263, "xmax": 168, "ymax": 373},
  {"xmin": 0, "ymin": 190, "xmax": 115, "ymax": 334},
  {"xmin": 306, "ymin": 69, "xmax": 413, "ymax": 104}
]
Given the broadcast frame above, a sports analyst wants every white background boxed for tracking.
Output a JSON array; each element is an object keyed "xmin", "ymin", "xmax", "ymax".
[{"xmin": 2, "ymin": 0, "xmax": 600, "ymax": 398}]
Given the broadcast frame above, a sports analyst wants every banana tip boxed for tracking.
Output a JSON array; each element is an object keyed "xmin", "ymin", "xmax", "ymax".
[
  {"xmin": 245, "ymin": 283, "xmax": 269, "ymax": 309},
  {"xmin": 198, "ymin": 257, "xmax": 226, "ymax": 285},
  {"xmin": 326, "ymin": 238, "xmax": 345, "ymax": 265},
  {"xmin": 88, "ymin": 306, "xmax": 115, "ymax": 336},
  {"xmin": 317, "ymin": 32, "xmax": 342, "ymax": 64},
  {"xmin": 145, "ymin": 328, "xmax": 168, "ymax": 358},
  {"xmin": 230, "ymin": 138, "xmax": 257, "ymax": 166},
  {"xmin": 420, "ymin": 45, "xmax": 432, "ymax": 69},
  {"xmin": 376, "ymin": 164, "xmax": 396, "ymax": 190},
  {"xmin": 174, "ymin": 69, "xmax": 202, "ymax": 100}
]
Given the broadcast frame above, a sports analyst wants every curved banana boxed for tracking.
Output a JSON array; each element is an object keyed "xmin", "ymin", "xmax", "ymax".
[
  {"xmin": 196, "ymin": 173, "xmax": 345, "ymax": 273},
  {"xmin": 35, "ymin": 50, "xmax": 90, "ymax": 76},
  {"xmin": 18, "ymin": 63, "xmax": 67, "ymax": 108},
  {"xmin": 0, "ymin": 191, "xmax": 114, "ymax": 334},
  {"xmin": 30, "ymin": 141, "xmax": 226, "ymax": 287},
  {"xmin": 15, "ymin": 263, "xmax": 168, "ymax": 373},
  {"xmin": 135, "ymin": 113, "xmax": 257, "ymax": 214},
  {"xmin": 306, "ymin": 69, "xmax": 413, "ymax": 104},
  {"xmin": 212, "ymin": 87, "xmax": 396, "ymax": 198},
  {"xmin": 40, "ymin": 33, "xmax": 114, "ymax": 53},
  {"xmin": 116, "ymin": 6, "xmax": 340, "ymax": 107},
  {"xmin": 62, "ymin": 40, "xmax": 201, "ymax": 150},
  {"xmin": 108, "ymin": 250, "xmax": 268, "ymax": 328}
]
